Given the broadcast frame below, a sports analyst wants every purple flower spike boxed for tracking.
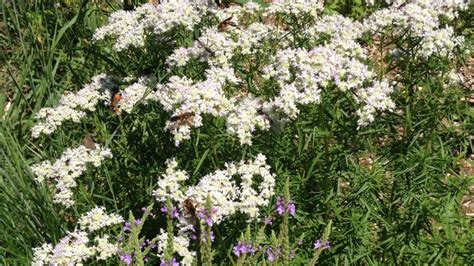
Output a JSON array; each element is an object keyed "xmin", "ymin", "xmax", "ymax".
[
  {"xmin": 120, "ymin": 253, "xmax": 133, "ymax": 265},
  {"xmin": 197, "ymin": 209, "xmax": 206, "ymax": 220},
  {"xmin": 134, "ymin": 219, "xmax": 142, "ymax": 226}
]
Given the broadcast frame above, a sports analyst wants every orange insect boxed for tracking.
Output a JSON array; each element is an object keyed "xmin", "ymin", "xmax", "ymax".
[
  {"xmin": 218, "ymin": 16, "xmax": 236, "ymax": 32},
  {"xmin": 111, "ymin": 90, "xmax": 122, "ymax": 114}
]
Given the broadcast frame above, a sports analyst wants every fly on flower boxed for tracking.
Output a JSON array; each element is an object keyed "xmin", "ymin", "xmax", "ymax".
[
  {"xmin": 182, "ymin": 197, "xmax": 198, "ymax": 219},
  {"xmin": 218, "ymin": 17, "xmax": 236, "ymax": 32},
  {"xmin": 168, "ymin": 111, "xmax": 195, "ymax": 130}
]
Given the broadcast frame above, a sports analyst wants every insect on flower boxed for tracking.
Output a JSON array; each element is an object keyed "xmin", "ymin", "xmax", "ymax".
[
  {"xmin": 82, "ymin": 134, "xmax": 96, "ymax": 150},
  {"xmin": 169, "ymin": 111, "xmax": 195, "ymax": 128},
  {"xmin": 182, "ymin": 197, "xmax": 198, "ymax": 219},
  {"xmin": 218, "ymin": 17, "xmax": 236, "ymax": 32},
  {"xmin": 110, "ymin": 89, "xmax": 122, "ymax": 114}
]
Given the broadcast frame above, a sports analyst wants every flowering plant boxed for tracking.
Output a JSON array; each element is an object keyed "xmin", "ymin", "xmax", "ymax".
[{"xmin": 1, "ymin": 0, "xmax": 472, "ymax": 265}]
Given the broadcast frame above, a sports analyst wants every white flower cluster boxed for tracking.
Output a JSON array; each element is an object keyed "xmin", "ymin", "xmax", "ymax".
[
  {"xmin": 155, "ymin": 72, "xmax": 232, "ymax": 145},
  {"xmin": 31, "ymin": 74, "xmax": 115, "ymax": 138},
  {"xmin": 226, "ymin": 96, "xmax": 270, "ymax": 145},
  {"xmin": 78, "ymin": 206, "xmax": 124, "ymax": 232},
  {"xmin": 153, "ymin": 158, "xmax": 189, "ymax": 203},
  {"xmin": 156, "ymin": 229, "xmax": 195, "ymax": 265},
  {"xmin": 114, "ymin": 77, "xmax": 154, "ymax": 114},
  {"xmin": 154, "ymin": 154, "xmax": 275, "ymax": 222},
  {"xmin": 151, "ymin": 154, "xmax": 274, "ymax": 265},
  {"xmin": 355, "ymin": 81, "xmax": 396, "ymax": 127},
  {"xmin": 31, "ymin": 144, "xmax": 112, "ymax": 207},
  {"xmin": 32, "ymin": 207, "xmax": 122, "ymax": 266},
  {"xmin": 70, "ymin": 1, "xmax": 456, "ymax": 147},
  {"xmin": 262, "ymin": 44, "xmax": 392, "ymax": 126},
  {"xmin": 93, "ymin": 2, "xmax": 203, "ymax": 51},
  {"xmin": 265, "ymin": 0, "xmax": 323, "ymax": 17},
  {"xmin": 364, "ymin": 1, "xmax": 467, "ymax": 58}
]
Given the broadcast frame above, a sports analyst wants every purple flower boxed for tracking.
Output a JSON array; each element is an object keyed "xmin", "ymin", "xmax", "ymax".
[
  {"xmin": 275, "ymin": 197, "xmax": 296, "ymax": 217},
  {"xmin": 197, "ymin": 208, "xmax": 214, "ymax": 226},
  {"xmin": 276, "ymin": 197, "xmax": 285, "ymax": 215},
  {"xmin": 160, "ymin": 257, "xmax": 179, "ymax": 266},
  {"xmin": 233, "ymin": 241, "xmax": 254, "ymax": 257},
  {"xmin": 201, "ymin": 231, "xmax": 215, "ymax": 243},
  {"xmin": 297, "ymin": 240, "xmax": 303, "ymax": 246},
  {"xmin": 123, "ymin": 222, "xmax": 131, "ymax": 232},
  {"xmin": 264, "ymin": 217, "xmax": 273, "ymax": 225},
  {"xmin": 290, "ymin": 250, "xmax": 296, "ymax": 259},
  {"xmin": 314, "ymin": 239, "xmax": 331, "ymax": 250},
  {"xmin": 172, "ymin": 207, "xmax": 179, "ymax": 218},
  {"xmin": 314, "ymin": 239, "xmax": 321, "ymax": 249},
  {"xmin": 160, "ymin": 206, "xmax": 168, "ymax": 214},
  {"xmin": 206, "ymin": 217, "xmax": 213, "ymax": 226},
  {"xmin": 267, "ymin": 246, "xmax": 278, "ymax": 262},
  {"xmin": 120, "ymin": 253, "xmax": 133, "ymax": 265},
  {"xmin": 161, "ymin": 206, "xmax": 179, "ymax": 218},
  {"xmin": 141, "ymin": 207, "xmax": 147, "ymax": 212},
  {"xmin": 287, "ymin": 202, "xmax": 296, "ymax": 217},
  {"xmin": 324, "ymin": 240, "xmax": 330, "ymax": 250},
  {"xmin": 197, "ymin": 209, "xmax": 206, "ymax": 219},
  {"xmin": 134, "ymin": 219, "xmax": 142, "ymax": 226}
]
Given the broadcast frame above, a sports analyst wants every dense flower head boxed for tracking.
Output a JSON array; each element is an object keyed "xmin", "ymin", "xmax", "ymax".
[
  {"xmin": 78, "ymin": 207, "xmax": 124, "ymax": 232},
  {"xmin": 154, "ymin": 154, "xmax": 276, "ymax": 223},
  {"xmin": 31, "ymin": 144, "xmax": 113, "ymax": 207},
  {"xmin": 363, "ymin": 1, "xmax": 467, "ymax": 58},
  {"xmin": 31, "ymin": 74, "xmax": 115, "ymax": 138},
  {"xmin": 93, "ymin": 2, "xmax": 204, "ymax": 51},
  {"xmin": 32, "ymin": 207, "xmax": 122, "ymax": 265},
  {"xmin": 114, "ymin": 77, "xmax": 155, "ymax": 114}
]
